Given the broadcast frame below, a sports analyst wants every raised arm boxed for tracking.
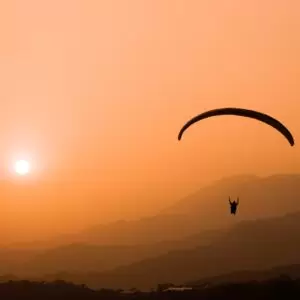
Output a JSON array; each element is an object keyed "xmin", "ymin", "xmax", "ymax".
[
  {"xmin": 229, "ymin": 196, "xmax": 232, "ymax": 204},
  {"xmin": 237, "ymin": 197, "xmax": 239, "ymax": 205}
]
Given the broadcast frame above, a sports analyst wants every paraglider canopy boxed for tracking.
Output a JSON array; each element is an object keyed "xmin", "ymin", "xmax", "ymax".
[{"xmin": 178, "ymin": 107, "xmax": 294, "ymax": 146}]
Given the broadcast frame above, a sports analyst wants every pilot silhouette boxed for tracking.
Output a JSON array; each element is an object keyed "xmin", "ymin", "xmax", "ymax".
[{"xmin": 229, "ymin": 197, "xmax": 239, "ymax": 215}]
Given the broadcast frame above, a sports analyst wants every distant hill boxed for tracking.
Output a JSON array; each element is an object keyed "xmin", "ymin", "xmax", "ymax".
[
  {"xmin": 64, "ymin": 211, "xmax": 300, "ymax": 290},
  {"xmin": 162, "ymin": 173, "xmax": 300, "ymax": 221},
  {"xmin": 4, "ymin": 229, "xmax": 222, "ymax": 276},
  {"xmin": 48, "ymin": 173, "xmax": 300, "ymax": 246},
  {"xmin": 3, "ymin": 173, "xmax": 300, "ymax": 282},
  {"xmin": 8, "ymin": 174, "xmax": 300, "ymax": 249},
  {"xmin": 0, "ymin": 248, "xmax": 39, "ymax": 274}
]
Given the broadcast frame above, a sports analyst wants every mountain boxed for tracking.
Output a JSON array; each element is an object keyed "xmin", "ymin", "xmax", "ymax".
[
  {"xmin": 66, "ymin": 211, "xmax": 300, "ymax": 290},
  {"xmin": 162, "ymin": 173, "xmax": 300, "ymax": 221},
  {"xmin": 52, "ymin": 214, "xmax": 206, "ymax": 245},
  {"xmin": 47, "ymin": 174, "xmax": 300, "ymax": 246},
  {"xmin": 3, "ymin": 173, "xmax": 300, "ymax": 282},
  {"xmin": 0, "ymin": 248, "xmax": 39, "ymax": 274},
  {"xmin": 5, "ymin": 229, "xmax": 222, "ymax": 276}
]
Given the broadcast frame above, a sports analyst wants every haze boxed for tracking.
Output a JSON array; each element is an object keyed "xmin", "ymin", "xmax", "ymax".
[{"xmin": 0, "ymin": 0, "xmax": 299, "ymax": 242}]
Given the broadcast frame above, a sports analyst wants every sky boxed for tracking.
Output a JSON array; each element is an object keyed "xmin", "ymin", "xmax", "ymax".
[{"xmin": 0, "ymin": 0, "xmax": 299, "ymax": 242}]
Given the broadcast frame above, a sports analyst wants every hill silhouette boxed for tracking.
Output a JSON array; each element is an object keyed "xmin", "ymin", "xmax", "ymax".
[
  {"xmin": 45, "ymin": 173, "xmax": 300, "ymax": 247},
  {"xmin": 163, "ymin": 174, "xmax": 300, "ymax": 221},
  {"xmin": 58, "ymin": 211, "xmax": 300, "ymax": 290},
  {"xmin": 2, "ymin": 229, "xmax": 223, "ymax": 276},
  {"xmin": 2, "ymin": 173, "xmax": 300, "ymax": 281},
  {"xmin": 7, "ymin": 174, "xmax": 300, "ymax": 250}
]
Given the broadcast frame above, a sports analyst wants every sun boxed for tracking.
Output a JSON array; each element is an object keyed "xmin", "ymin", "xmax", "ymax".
[{"xmin": 14, "ymin": 160, "xmax": 30, "ymax": 175}]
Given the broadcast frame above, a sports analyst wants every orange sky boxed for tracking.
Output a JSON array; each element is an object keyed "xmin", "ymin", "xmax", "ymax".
[{"xmin": 0, "ymin": 0, "xmax": 299, "ymax": 243}]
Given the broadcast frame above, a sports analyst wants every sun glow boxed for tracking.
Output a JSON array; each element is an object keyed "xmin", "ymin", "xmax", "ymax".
[{"xmin": 14, "ymin": 160, "xmax": 30, "ymax": 175}]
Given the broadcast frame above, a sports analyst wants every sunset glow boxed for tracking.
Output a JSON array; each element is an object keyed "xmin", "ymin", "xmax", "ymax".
[{"xmin": 14, "ymin": 160, "xmax": 30, "ymax": 175}]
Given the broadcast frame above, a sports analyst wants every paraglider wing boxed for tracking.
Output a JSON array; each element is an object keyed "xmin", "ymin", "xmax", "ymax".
[{"xmin": 178, "ymin": 107, "xmax": 294, "ymax": 146}]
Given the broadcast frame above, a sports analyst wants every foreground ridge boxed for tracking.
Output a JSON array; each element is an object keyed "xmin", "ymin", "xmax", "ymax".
[{"xmin": 0, "ymin": 276, "xmax": 299, "ymax": 299}]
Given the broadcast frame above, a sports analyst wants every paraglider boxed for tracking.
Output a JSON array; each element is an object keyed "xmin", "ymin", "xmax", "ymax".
[
  {"xmin": 178, "ymin": 107, "xmax": 294, "ymax": 146},
  {"xmin": 178, "ymin": 107, "xmax": 295, "ymax": 216},
  {"xmin": 229, "ymin": 197, "xmax": 239, "ymax": 215}
]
